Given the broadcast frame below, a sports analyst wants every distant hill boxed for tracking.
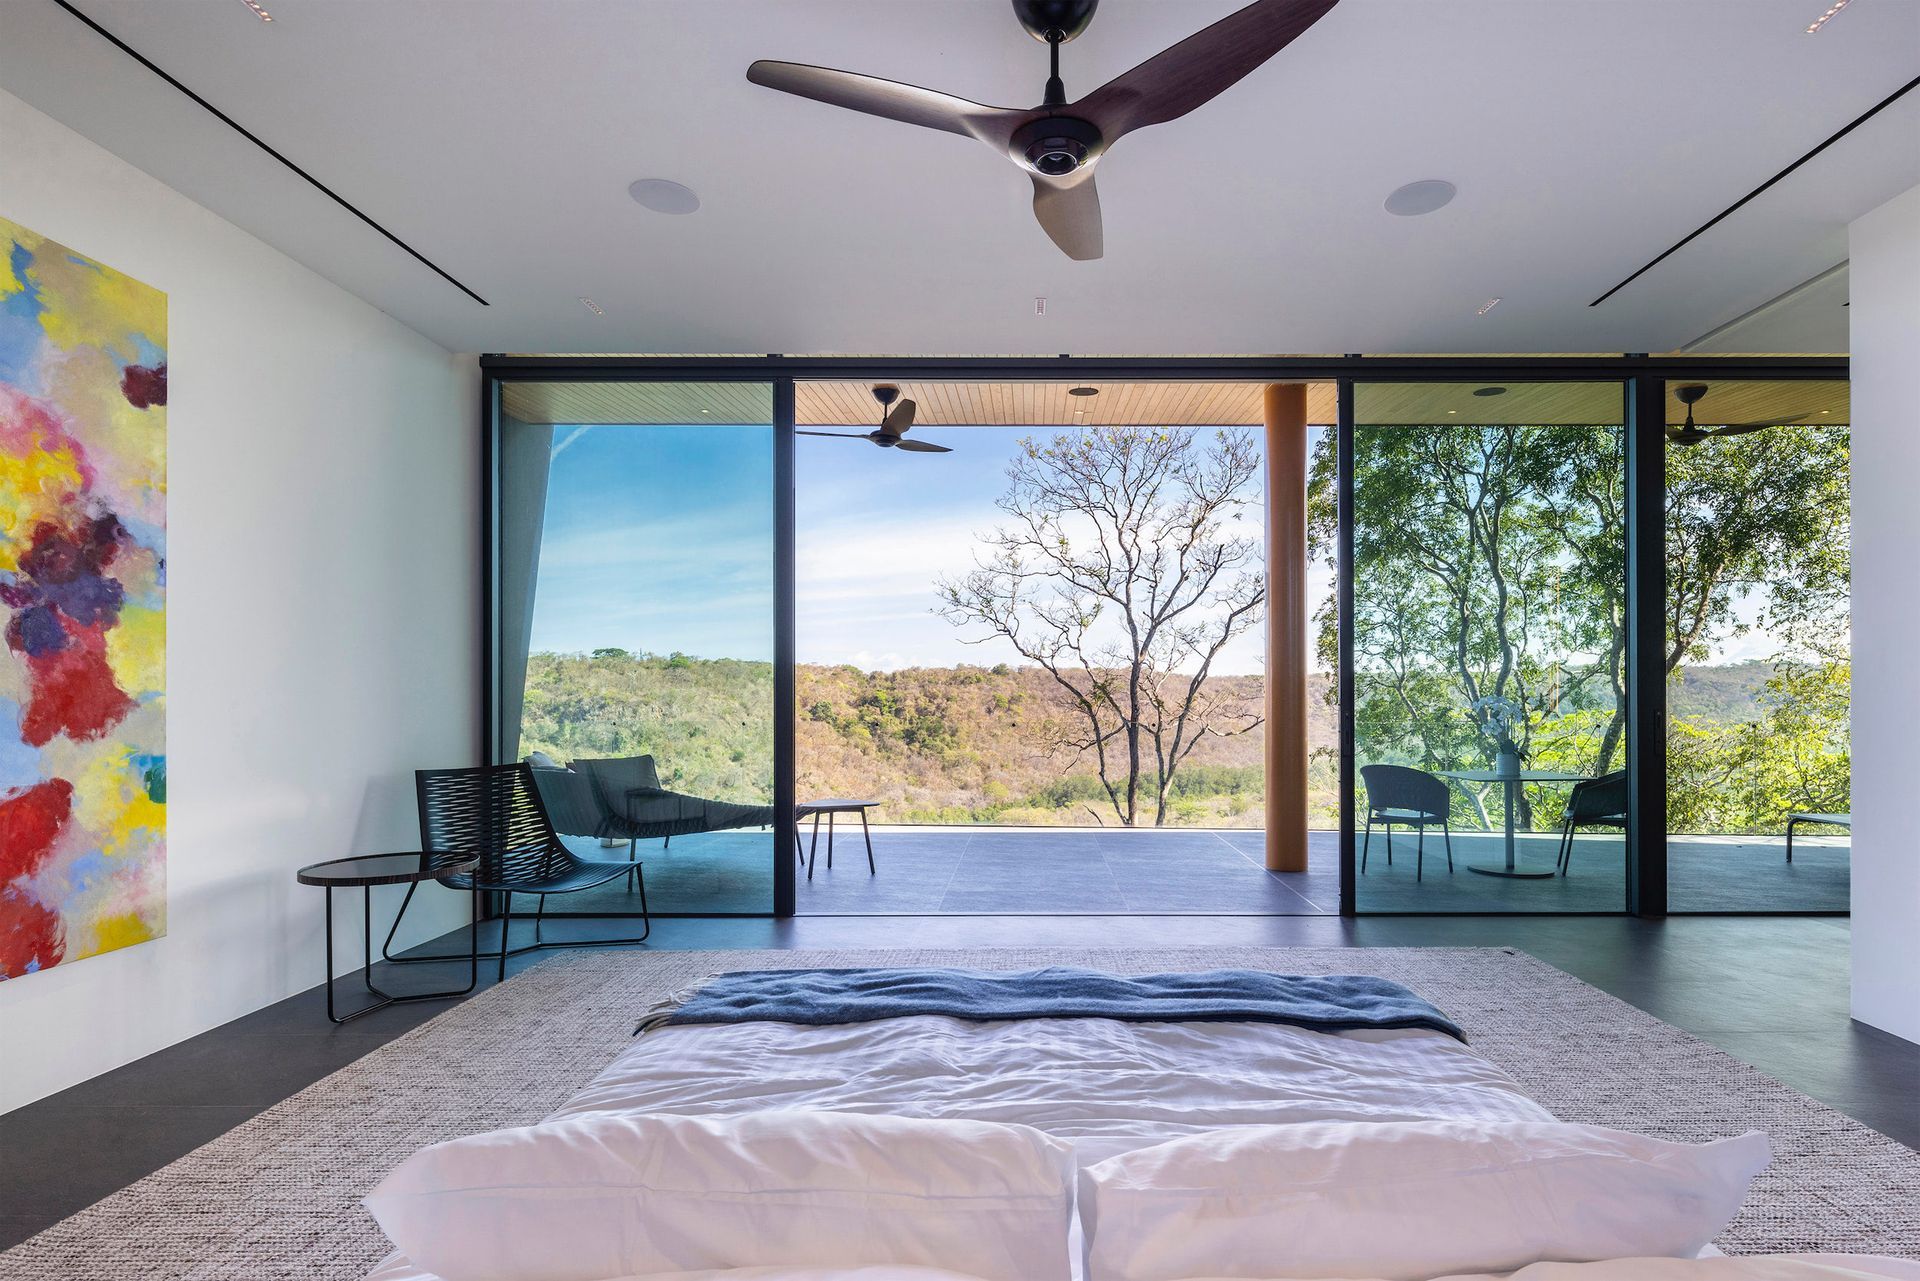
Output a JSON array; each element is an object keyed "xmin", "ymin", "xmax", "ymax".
[
  {"xmin": 798, "ymin": 663, "xmax": 1288, "ymax": 826},
  {"xmin": 520, "ymin": 653, "xmax": 1781, "ymax": 829},
  {"xmin": 1669, "ymin": 661, "xmax": 1775, "ymax": 724}
]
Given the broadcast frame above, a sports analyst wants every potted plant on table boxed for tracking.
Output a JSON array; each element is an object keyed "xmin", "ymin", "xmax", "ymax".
[{"xmin": 1469, "ymin": 695, "xmax": 1528, "ymax": 778}]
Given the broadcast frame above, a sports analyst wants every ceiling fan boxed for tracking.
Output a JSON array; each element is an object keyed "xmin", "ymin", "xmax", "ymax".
[
  {"xmin": 746, "ymin": 0, "xmax": 1340, "ymax": 261},
  {"xmin": 796, "ymin": 386, "xmax": 952, "ymax": 453},
  {"xmin": 1666, "ymin": 384, "xmax": 1782, "ymax": 448}
]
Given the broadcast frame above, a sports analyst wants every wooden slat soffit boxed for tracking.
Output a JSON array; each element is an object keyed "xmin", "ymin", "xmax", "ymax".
[{"xmin": 500, "ymin": 379, "xmax": 1846, "ymax": 429}]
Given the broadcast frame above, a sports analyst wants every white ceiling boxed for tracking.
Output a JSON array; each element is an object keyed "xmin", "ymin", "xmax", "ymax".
[{"xmin": 2, "ymin": 0, "xmax": 1914, "ymax": 356}]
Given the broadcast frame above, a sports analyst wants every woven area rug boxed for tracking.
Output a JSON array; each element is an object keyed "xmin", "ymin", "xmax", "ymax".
[{"xmin": 3, "ymin": 945, "xmax": 1917, "ymax": 1280}]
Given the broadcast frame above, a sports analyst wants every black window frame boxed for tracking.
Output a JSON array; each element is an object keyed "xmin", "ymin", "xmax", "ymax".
[{"xmin": 480, "ymin": 353, "xmax": 1848, "ymax": 921}]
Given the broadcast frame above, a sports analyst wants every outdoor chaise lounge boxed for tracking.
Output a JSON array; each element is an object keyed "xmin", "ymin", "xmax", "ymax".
[
  {"xmin": 1785, "ymin": 810, "xmax": 1851, "ymax": 863},
  {"xmin": 529, "ymin": 753, "xmax": 776, "ymax": 873}
]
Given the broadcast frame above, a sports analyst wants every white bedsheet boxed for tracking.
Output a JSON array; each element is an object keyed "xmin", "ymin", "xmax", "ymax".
[
  {"xmin": 368, "ymin": 1017, "xmax": 1547, "ymax": 1281},
  {"xmin": 549, "ymin": 1016, "xmax": 1549, "ymax": 1159}
]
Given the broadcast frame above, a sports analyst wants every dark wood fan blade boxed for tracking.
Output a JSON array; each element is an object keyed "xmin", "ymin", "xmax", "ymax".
[
  {"xmin": 881, "ymin": 398, "xmax": 918, "ymax": 436},
  {"xmin": 1072, "ymin": 0, "xmax": 1339, "ymax": 141},
  {"xmin": 893, "ymin": 438, "xmax": 952, "ymax": 453},
  {"xmin": 794, "ymin": 430, "xmax": 869, "ymax": 438},
  {"xmin": 747, "ymin": 61, "xmax": 1024, "ymax": 146},
  {"xmin": 1031, "ymin": 169, "xmax": 1103, "ymax": 260},
  {"xmin": 1670, "ymin": 423, "xmax": 1781, "ymax": 447}
]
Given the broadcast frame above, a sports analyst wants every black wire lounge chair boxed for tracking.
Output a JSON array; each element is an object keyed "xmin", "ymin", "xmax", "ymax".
[
  {"xmin": 1556, "ymin": 770, "xmax": 1627, "ymax": 876},
  {"xmin": 382, "ymin": 762, "xmax": 649, "ymax": 981},
  {"xmin": 1360, "ymin": 764, "xmax": 1454, "ymax": 881}
]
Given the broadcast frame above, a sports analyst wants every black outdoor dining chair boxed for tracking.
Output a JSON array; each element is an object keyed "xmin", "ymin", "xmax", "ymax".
[
  {"xmin": 1557, "ymin": 769, "xmax": 1627, "ymax": 876},
  {"xmin": 1360, "ymin": 764, "xmax": 1454, "ymax": 881},
  {"xmin": 381, "ymin": 762, "xmax": 649, "ymax": 981}
]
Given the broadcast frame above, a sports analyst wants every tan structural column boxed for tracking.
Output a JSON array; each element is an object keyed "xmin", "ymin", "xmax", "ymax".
[{"xmin": 1263, "ymin": 384, "xmax": 1309, "ymax": 872}]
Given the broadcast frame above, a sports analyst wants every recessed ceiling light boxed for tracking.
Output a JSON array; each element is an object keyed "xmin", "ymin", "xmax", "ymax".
[
  {"xmin": 1473, "ymin": 386, "xmax": 1508, "ymax": 397},
  {"xmin": 577, "ymin": 296, "xmax": 604, "ymax": 315},
  {"xmin": 1477, "ymin": 297, "xmax": 1503, "ymax": 316},
  {"xmin": 1806, "ymin": 0, "xmax": 1850, "ymax": 33},
  {"xmin": 628, "ymin": 178, "xmax": 701, "ymax": 215},
  {"xmin": 1068, "ymin": 386, "xmax": 1099, "ymax": 397},
  {"xmin": 237, "ymin": 0, "xmax": 273, "ymax": 21},
  {"xmin": 1384, "ymin": 179, "xmax": 1456, "ymax": 217}
]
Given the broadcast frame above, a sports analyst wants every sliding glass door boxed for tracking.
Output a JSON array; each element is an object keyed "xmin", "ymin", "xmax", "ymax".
[
  {"xmin": 1662, "ymin": 379, "xmax": 1851, "ymax": 911},
  {"xmin": 1347, "ymin": 382, "xmax": 1629, "ymax": 912},
  {"xmin": 474, "ymin": 354, "xmax": 1848, "ymax": 922},
  {"xmin": 492, "ymin": 381, "xmax": 780, "ymax": 915}
]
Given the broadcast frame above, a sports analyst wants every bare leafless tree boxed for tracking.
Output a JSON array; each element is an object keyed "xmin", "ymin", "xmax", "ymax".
[{"xmin": 936, "ymin": 427, "xmax": 1266, "ymax": 826}]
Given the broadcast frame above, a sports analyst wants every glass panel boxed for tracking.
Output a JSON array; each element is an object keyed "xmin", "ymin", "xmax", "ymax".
[
  {"xmin": 495, "ymin": 381, "xmax": 777, "ymax": 915},
  {"xmin": 1664, "ymin": 379, "xmax": 1850, "ymax": 911},
  {"xmin": 792, "ymin": 381, "xmax": 1334, "ymax": 915},
  {"xmin": 1349, "ymin": 382, "xmax": 1628, "ymax": 912}
]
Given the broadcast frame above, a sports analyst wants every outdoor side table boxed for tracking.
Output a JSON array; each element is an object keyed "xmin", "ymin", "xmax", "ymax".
[
  {"xmin": 295, "ymin": 851, "xmax": 480, "ymax": 1023},
  {"xmin": 795, "ymin": 799, "xmax": 879, "ymax": 880}
]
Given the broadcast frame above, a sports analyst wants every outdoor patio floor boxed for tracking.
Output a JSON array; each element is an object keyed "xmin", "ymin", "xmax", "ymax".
[{"xmin": 550, "ymin": 826, "xmax": 1849, "ymax": 916}]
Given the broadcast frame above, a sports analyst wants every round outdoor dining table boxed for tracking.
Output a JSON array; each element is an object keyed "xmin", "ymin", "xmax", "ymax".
[{"xmin": 1436, "ymin": 769, "xmax": 1589, "ymax": 879}]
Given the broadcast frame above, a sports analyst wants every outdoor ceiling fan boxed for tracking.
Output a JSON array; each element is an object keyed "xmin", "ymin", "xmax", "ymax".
[
  {"xmin": 746, "ymin": 0, "xmax": 1340, "ymax": 261},
  {"xmin": 1666, "ymin": 384, "xmax": 1782, "ymax": 448},
  {"xmin": 796, "ymin": 386, "xmax": 952, "ymax": 452}
]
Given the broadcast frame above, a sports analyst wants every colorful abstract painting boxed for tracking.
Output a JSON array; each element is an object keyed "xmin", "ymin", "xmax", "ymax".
[{"xmin": 0, "ymin": 216, "xmax": 166, "ymax": 979}]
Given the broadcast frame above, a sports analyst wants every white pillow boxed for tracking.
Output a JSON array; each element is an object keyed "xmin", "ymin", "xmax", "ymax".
[
  {"xmin": 364, "ymin": 1109, "xmax": 1073, "ymax": 1281},
  {"xmin": 1078, "ymin": 1120, "xmax": 1771, "ymax": 1281}
]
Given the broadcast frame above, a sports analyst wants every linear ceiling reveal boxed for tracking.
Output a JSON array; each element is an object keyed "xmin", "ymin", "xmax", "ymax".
[{"xmin": 52, "ymin": 0, "xmax": 489, "ymax": 306}]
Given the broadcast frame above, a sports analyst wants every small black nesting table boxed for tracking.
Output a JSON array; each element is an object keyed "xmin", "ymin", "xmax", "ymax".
[{"xmin": 295, "ymin": 852, "xmax": 479, "ymax": 1023}]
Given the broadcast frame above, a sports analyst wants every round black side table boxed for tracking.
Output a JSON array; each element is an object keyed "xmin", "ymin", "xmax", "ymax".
[{"xmin": 296, "ymin": 852, "xmax": 480, "ymax": 1023}]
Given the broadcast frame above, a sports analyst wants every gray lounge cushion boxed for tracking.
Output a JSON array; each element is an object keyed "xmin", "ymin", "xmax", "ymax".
[
  {"xmin": 573, "ymin": 755, "xmax": 773, "ymax": 840},
  {"xmin": 527, "ymin": 760, "xmax": 604, "ymax": 836}
]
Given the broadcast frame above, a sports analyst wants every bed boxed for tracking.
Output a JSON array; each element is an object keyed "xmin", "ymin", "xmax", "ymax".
[{"xmin": 362, "ymin": 967, "xmax": 1916, "ymax": 1281}]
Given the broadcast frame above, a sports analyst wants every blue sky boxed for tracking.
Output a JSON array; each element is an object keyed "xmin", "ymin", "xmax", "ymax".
[
  {"xmin": 529, "ymin": 422, "xmax": 776, "ymax": 661},
  {"xmin": 528, "ymin": 423, "xmax": 1317, "ymax": 673},
  {"xmin": 527, "ymin": 421, "xmax": 1798, "ymax": 673}
]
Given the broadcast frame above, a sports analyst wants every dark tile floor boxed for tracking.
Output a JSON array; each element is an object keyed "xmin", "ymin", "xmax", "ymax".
[
  {"xmin": 1, "ymin": 912, "xmax": 1911, "ymax": 1252},
  {"xmin": 555, "ymin": 827, "xmax": 1850, "ymax": 916}
]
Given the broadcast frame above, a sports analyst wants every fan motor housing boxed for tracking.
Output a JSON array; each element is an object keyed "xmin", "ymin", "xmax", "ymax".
[
  {"xmin": 1013, "ymin": 116, "xmax": 1103, "ymax": 176},
  {"xmin": 1013, "ymin": 0, "xmax": 1098, "ymax": 42}
]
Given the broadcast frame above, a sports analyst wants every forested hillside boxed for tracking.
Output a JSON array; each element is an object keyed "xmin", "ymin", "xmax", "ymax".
[{"xmin": 519, "ymin": 652, "xmax": 1797, "ymax": 829}]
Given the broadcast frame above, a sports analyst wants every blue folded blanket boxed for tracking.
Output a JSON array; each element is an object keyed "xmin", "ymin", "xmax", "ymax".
[{"xmin": 639, "ymin": 965, "xmax": 1465, "ymax": 1041}]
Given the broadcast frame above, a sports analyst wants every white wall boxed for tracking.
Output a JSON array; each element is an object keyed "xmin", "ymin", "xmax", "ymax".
[
  {"xmin": 0, "ymin": 89, "xmax": 479, "ymax": 1110},
  {"xmin": 1848, "ymin": 180, "xmax": 1920, "ymax": 1046}
]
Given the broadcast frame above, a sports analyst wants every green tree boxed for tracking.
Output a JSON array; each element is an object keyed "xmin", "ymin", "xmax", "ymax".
[
  {"xmin": 1307, "ymin": 419, "xmax": 1850, "ymax": 835},
  {"xmin": 1666, "ymin": 427, "xmax": 1850, "ymax": 670},
  {"xmin": 1308, "ymin": 423, "xmax": 1624, "ymax": 827}
]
